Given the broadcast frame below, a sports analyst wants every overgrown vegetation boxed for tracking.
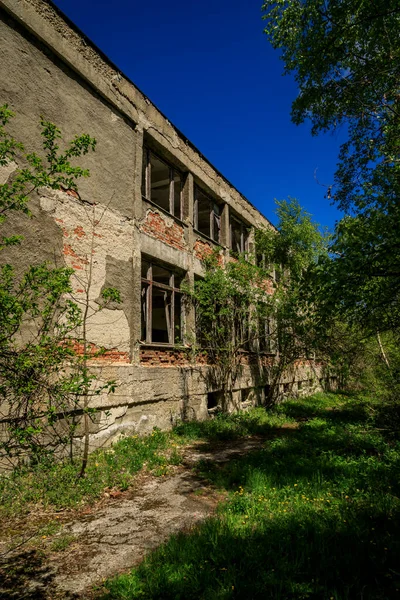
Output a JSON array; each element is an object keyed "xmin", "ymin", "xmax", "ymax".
[
  {"xmin": 187, "ymin": 197, "xmax": 330, "ymax": 403},
  {"xmin": 102, "ymin": 392, "xmax": 400, "ymax": 600},
  {"xmin": 0, "ymin": 106, "xmax": 119, "ymax": 473},
  {"xmin": 0, "ymin": 408, "xmax": 295, "ymax": 518},
  {"xmin": 262, "ymin": 0, "xmax": 400, "ymax": 396},
  {"xmin": 0, "ymin": 427, "xmax": 182, "ymax": 516}
]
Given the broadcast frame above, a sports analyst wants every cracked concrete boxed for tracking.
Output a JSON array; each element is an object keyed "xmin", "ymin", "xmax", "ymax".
[
  {"xmin": 0, "ymin": 437, "xmax": 268, "ymax": 599},
  {"xmin": 55, "ymin": 470, "xmax": 215, "ymax": 595}
]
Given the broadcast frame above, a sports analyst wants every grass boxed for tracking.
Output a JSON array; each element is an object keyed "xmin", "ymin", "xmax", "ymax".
[
  {"xmin": 0, "ymin": 404, "xmax": 296, "ymax": 518},
  {"xmin": 0, "ymin": 427, "xmax": 183, "ymax": 517},
  {"xmin": 101, "ymin": 392, "xmax": 400, "ymax": 600}
]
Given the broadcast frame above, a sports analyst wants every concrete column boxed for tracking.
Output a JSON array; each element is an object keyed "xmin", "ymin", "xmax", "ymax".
[
  {"xmin": 220, "ymin": 202, "xmax": 230, "ymax": 265},
  {"xmin": 130, "ymin": 126, "xmax": 144, "ymax": 364},
  {"xmin": 247, "ymin": 227, "xmax": 256, "ymax": 263},
  {"xmin": 184, "ymin": 173, "xmax": 196, "ymax": 345}
]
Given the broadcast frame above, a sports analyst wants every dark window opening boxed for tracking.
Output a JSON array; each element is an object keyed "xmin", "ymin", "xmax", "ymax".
[
  {"xmin": 207, "ymin": 392, "xmax": 219, "ymax": 410},
  {"xmin": 298, "ymin": 381, "xmax": 303, "ymax": 390},
  {"xmin": 264, "ymin": 385, "xmax": 271, "ymax": 402},
  {"xmin": 141, "ymin": 257, "xmax": 184, "ymax": 345},
  {"xmin": 152, "ymin": 287, "xmax": 172, "ymax": 343},
  {"xmin": 230, "ymin": 216, "xmax": 248, "ymax": 255},
  {"xmin": 283, "ymin": 383, "xmax": 290, "ymax": 393},
  {"xmin": 142, "ymin": 148, "xmax": 182, "ymax": 219},
  {"xmin": 194, "ymin": 187, "xmax": 221, "ymax": 243},
  {"xmin": 241, "ymin": 388, "xmax": 252, "ymax": 405}
]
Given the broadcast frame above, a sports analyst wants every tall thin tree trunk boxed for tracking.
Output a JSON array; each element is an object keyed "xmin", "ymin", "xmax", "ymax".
[
  {"xmin": 77, "ymin": 205, "xmax": 96, "ymax": 479},
  {"xmin": 376, "ymin": 330, "xmax": 391, "ymax": 373}
]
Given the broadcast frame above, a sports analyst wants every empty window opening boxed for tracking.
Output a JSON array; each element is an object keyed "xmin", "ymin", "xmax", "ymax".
[
  {"xmin": 241, "ymin": 388, "xmax": 252, "ymax": 405},
  {"xmin": 142, "ymin": 148, "xmax": 182, "ymax": 219},
  {"xmin": 194, "ymin": 187, "xmax": 221, "ymax": 243},
  {"xmin": 230, "ymin": 215, "xmax": 249, "ymax": 255},
  {"xmin": 298, "ymin": 381, "xmax": 303, "ymax": 391},
  {"xmin": 141, "ymin": 257, "xmax": 184, "ymax": 345},
  {"xmin": 283, "ymin": 383, "xmax": 290, "ymax": 393},
  {"xmin": 207, "ymin": 392, "xmax": 219, "ymax": 410},
  {"xmin": 264, "ymin": 385, "xmax": 271, "ymax": 402}
]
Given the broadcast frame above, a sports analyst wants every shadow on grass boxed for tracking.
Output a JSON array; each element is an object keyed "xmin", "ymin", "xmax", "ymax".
[
  {"xmin": 102, "ymin": 394, "xmax": 400, "ymax": 600},
  {"xmin": 103, "ymin": 509, "xmax": 400, "ymax": 600}
]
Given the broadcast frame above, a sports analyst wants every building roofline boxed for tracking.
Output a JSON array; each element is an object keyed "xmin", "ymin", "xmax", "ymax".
[{"xmin": 4, "ymin": 0, "xmax": 277, "ymax": 231}]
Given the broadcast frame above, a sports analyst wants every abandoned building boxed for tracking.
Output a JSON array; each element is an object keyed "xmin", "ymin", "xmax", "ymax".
[{"xmin": 0, "ymin": 0, "xmax": 325, "ymax": 448}]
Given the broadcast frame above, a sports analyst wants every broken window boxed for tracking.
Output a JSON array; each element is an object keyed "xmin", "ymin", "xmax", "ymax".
[
  {"xmin": 142, "ymin": 148, "xmax": 182, "ymax": 219},
  {"xmin": 259, "ymin": 317, "xmax": 271, "ymax": 353},
  {"xmin": 141, "ymin": 258, "xmax": 184, "ymax": 345},
  {"xmin": 230, "ymin": 215, "xmax": 249, "ymax": 255},
  {"xmin": 194, "ymin": 187, "xmax": 221, "ymax": 243}
]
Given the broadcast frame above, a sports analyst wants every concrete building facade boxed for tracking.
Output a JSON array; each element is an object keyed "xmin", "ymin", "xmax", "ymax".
[{"xmin": 0, "ymin": 0, "xmax": 324, "ymax": 448}]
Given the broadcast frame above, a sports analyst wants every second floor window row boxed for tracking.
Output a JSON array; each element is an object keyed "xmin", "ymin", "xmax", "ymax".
[
  {"xmin": 194, "ymin": 186, "xmax": 221, "ymax": 243},
  {"xmin": 142, "ymin": 147, "xmax": 249, "ymax": 253},
  {"xmin": 142, "ymin": 148, "xmax": 182, "ymax": 220}
]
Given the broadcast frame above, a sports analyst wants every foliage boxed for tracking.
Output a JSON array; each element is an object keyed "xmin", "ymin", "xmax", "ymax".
[
  {"xmin": 0, "ymin": 106, "xmax": 118, "ymax": 468},
  {"xmin": 186, "ymin": 198, "xmax": 329, "ymax": 403},
  {"xmin": 262, "ymin": 0, "xmax": 400, "ymax": 336},
  {"xmin": 255, "ymin": 197, "xmax": 329, "ymax": 281},
  {"xmin": 0, "ymin": 105, "xmax": 95, "ymax": 249},
  {"xmin": 0, "ymin": 427, "xmax": 181, "ymax": 516},
  {"xmin": 186, "ymin": 251, "xmax": 267, "ymax": 395},
  {"xmin": 102, "ymin": 392, "xmax": 400, "ymax": 600}
]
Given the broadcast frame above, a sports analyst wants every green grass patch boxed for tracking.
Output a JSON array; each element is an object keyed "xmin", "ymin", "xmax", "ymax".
[
  {"xmin": 102, "ymin": 392, "xmax": 400, "ymax": 600},
  {"xmin": 174, "ymin": 405, "xmax": 296, "ymax": 441},
  {"xmin": 0, "ymin": 404, "xmax": 291, "ymax": 519},
  {"xmin": 0, "ymin": 427, "xmax": 183, "ymax": 517}
]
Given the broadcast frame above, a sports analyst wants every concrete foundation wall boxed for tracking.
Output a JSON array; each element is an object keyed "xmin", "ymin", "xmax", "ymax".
[{"xmin": 0, "ymin": 0, "xmax": 328, "ymax": 456}]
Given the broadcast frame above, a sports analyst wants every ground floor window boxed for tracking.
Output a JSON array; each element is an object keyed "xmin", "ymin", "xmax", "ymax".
[
  {"xmin": 141, "ymin": 258, "xmax": 184, "ymax": 345},
  {"xmin": 259, "ymin": 316, "xmax": 275, "ymax": 353}
]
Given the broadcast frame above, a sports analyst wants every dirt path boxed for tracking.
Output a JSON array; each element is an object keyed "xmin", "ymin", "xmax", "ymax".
[{"xmin": 0, "ymin": 437, "xmax": 267, "ymax": 599}]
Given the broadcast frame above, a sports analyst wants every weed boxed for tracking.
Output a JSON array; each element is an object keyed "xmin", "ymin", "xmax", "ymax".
[
  {"xmin": 0, "ymin": 427, "xmax": 175, "ymax": 516},
  {"xmin": 50, "ymin": 534, "xmax": 75, "ymax": 552}
]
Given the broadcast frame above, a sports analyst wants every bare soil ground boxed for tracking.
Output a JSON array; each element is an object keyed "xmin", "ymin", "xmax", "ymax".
[{"xmin": 0, "ymin": 437, "xmax": 268, "ymax": 599}]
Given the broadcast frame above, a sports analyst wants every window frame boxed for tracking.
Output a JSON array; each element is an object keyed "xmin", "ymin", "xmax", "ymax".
[
  {"xmin": 194, "ymin": 186, "xmax": 221, "ymax": 244},
  {"xmin": 142, "ymin": 147, "xmax": 183, "ymax": 220},
  {"xmin": 141, "ymin": 259, "xmax": 185, "ymax": 346},
  {"xmin": 230, "ymin": 215, "xmax": 249, "ymax": 254}
]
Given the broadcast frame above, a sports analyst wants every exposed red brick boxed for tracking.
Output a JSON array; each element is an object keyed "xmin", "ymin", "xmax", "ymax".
[
  {"xmin": 73, "ymin": 225, "xmax": 86, "ymax": 238},
  {"xmin": 140, "ymin": 210, "xmax": 186, "ymax": 251},
  {"xmin": 65, "ymin": 189, "xmax": 80, "ymax": 199},
  {"xmin": 140, "ymin": 347, "xmax": 209, "ymax": 367},
  {"xmin": 140, "ymin": 348, "xmax": 190, "ymax": 366},
  {"xmin": 63, "ymin": 243, "xmax": 88, "ymax": 268},
  {"xmin": 193, "ymin": 239, "xmax": 223, "ymax": 265},
  {"xmin": 68, "ymin": 340, "xmax": 130, "ymax": 363}
]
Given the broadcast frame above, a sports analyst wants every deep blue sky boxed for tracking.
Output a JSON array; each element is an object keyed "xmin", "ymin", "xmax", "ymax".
[{"xmin": 53, "ymin": 0, "xmax": 344, "ymax": 230}]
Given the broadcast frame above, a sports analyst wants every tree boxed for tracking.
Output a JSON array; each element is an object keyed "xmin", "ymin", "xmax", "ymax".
[
  {"xmin": 256, "ymin": 198, "xmax": 330, "ymax": 397},
  {"xmin": 262, "ymin": 0, "xmax": 400, "ymax": 335},
  {"xmin": 0, "ymin": 106, "xmax": 119, "ymax": 471},
  {"xmin": 188, "ymin": 198, "xmax": 329, "ymax": 404}
]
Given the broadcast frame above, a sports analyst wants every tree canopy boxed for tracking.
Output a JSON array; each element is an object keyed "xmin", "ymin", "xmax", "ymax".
[{"xmin": 263, "ymin": 0, "xmax": 400, "ymax": 334}]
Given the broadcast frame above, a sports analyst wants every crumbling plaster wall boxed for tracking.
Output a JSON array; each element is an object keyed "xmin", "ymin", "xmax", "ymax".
[{"xmin": 0, "ymin": 0, "xmax": 325, "ymax": 452}]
